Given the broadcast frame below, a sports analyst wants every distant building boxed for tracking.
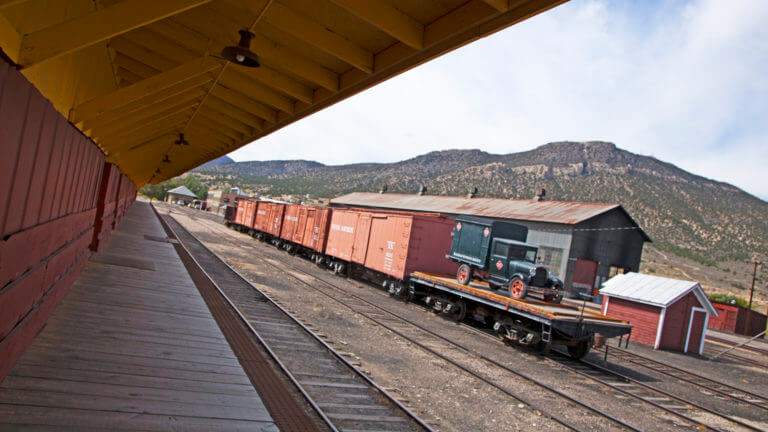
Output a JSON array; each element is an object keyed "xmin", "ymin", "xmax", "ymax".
[
  {"xmin": 207, "ymin": 189, "xmax": 223, "ymax": 212},
  {"xmin": 166, "ymin": 185, "xmax": 198, "ymax": 205},
  {"xmin": 331, "ymin": 192, "xmax": 651, "ymax": 298}
]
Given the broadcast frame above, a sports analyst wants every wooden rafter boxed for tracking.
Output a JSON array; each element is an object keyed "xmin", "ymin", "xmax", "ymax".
[
  {"xmin": 329, "ymin": 0, "xmax": 423, "ymax": 49},
  {"xmin": 263, "ymin": 3, "xmax": 374, "ymax": 74},
  {"xmin": 71, "ymin": 56, "xmax": 221, "ymax": 123},
  {"xmin": 18, "ymin": 0, "xmax": 214, "ymax": 67}
]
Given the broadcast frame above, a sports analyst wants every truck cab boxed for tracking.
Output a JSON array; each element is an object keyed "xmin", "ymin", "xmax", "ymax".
[{"xmin": 447, "ymin": 216, "xmax": 564, "ymax": 303}]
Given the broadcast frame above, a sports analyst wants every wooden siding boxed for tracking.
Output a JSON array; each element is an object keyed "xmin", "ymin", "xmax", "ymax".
[
  {"xmin": 659, "ymin": 291, "xmax": 701, "ymax": 350},
  {"xmin": 604, "ymin": 297, "xmax": 661, "ymax": 347},
  {"xmin": 0, "ymin": 57, "xmax": 136, "ymax": 381}
]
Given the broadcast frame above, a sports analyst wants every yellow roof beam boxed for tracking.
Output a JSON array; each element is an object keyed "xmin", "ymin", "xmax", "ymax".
[
  {"xmin": 0, "ymin": 0, "xmax": 30, "ymax": 10},
  {"xmin": 114, "ymin": 54, "xmax": 160, "ymax": 79},
  {"xmin": 186, "ymin": 124, "xmax": 236, "ymax": 147},
  {"xmin": 483, "ymin": 0, "xmax": 510, "ymax": 12},
  {"xmin": 71, "ymin": 56, "xmax": 222, "ymax": 123},
  {"xmin": 88, "ymin": 90, "xmax": 204, "ymax": 136},
  {"xmin": 145, "ymin": 18, "xmax": 314, "ymax": 103},
  {"xmin": 219, "ymin": 70, "xmax": 294, "ymax": 114},
  {"xmin": 329, "ymin": 0, "xmax": 423, "ymax": 50},
  {"xmin": 109, "ymin": 37, "xmax": 179, "ymax": 72},
  {"xmin": 175, "ymin": 7, "xmax": 339, "ymax": 91},
  {"xmin": 205, "ymin": 95, "xmax": 265, "ymax": 130},
  {"xmin": 17, "ymin": 0, "xmax": 214, "ymax": 68},
  {"xmin": 198, "ymin": 108, "xmax": 252, "ymax": 137},
  {"xmin": 263, "ymin": 3, "xmax": 374, "ymax": 74},
  {"xmin": 98, "ymin": 107, "xmax": 196, "ymax": 142},
  {"xmin": 210, "ymin": 84, "xmax": 277, "ymax": 124},
  {"xmin": 82, "ymin": 73, "xmax": 213, "ymax": 126}
]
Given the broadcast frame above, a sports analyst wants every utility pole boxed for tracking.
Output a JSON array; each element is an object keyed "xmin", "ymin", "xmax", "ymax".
[{"xmin": 745, "ymin": 259, "xmax": 761, "ymax": 335}]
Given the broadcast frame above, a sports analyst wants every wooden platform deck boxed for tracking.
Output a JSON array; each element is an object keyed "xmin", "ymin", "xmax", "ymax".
[{"xmin": 0, "ymin": 201, "xmax": 278, "ymax": 431}]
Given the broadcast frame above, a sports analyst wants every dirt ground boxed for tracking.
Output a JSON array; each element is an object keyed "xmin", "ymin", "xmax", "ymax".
[{"xmin": 163, "ymin": 204, "xmax": 768, "ymax": 431}]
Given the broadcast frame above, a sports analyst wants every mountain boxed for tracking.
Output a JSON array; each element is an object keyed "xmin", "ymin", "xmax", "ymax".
[
  {"xmin": 194, "ymin": 141, "xmax": 768, "ymax": 265},
  {"xmin": 199, "ymin": 155, "xmax": 234, "ymax": 167}
]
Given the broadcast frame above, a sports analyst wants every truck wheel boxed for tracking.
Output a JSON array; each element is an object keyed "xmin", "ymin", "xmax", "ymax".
[
  {"xmin": 456, "ymin": 264, "xmax": 472, "ymax": 285},
  {"xmin": 567, "ymin": 340, "xmax": 591, "ymax": 360},
  {"xmin": 508, "ymin": 277, "xmax": 528, "ymax": 299}
]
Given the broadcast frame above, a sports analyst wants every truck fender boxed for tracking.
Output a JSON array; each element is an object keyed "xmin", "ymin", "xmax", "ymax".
[{"xmin": 510, "ymin": 273, "xmax": 529, "ymax": 284}]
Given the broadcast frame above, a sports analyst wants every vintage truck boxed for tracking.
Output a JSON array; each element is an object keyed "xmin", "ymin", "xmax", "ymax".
[{"xmin": 446, "ymin": 216, "xmax": 565, "ymax": 303}]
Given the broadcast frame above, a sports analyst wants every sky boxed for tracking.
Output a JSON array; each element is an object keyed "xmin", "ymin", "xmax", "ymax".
[{"xmin": 229, "ymin": 0, "xmax": 768, "ymax": 200}]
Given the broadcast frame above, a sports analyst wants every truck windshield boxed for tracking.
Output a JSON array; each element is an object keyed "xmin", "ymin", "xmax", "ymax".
[{"xmin": 509, "ymin": 245, "xmax": 537, "ymax": 263}]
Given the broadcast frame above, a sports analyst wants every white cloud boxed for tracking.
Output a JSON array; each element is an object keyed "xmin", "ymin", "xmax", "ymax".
[{"xmin": 230, "ymin": 0, "xmax": 768, "ymax": 199}]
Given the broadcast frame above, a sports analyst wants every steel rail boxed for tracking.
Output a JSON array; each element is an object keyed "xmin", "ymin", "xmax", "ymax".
[
  {"xmin": 176, "ymin": 209, "xmax": 646, "ymax": 432},
  {"xmin": 607, "ymin": 346, "xmax": 768, "ymax": 410},
  {"xmin": 173, "ymin": 207, "xmax": 763, "ymax": 432},
  {"xmin": 159, "ymin": 209, "xmax": 434, "ymax": 432}
]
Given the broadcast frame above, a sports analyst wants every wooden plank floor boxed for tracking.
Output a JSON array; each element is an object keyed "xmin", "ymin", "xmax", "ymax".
[{"xmin": 0, "ymin": 201, "xmax": 278, "ymax": 431}]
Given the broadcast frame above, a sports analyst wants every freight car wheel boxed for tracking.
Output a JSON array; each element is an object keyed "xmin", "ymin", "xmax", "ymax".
[
  {"xmin": 452, "ymin": 299, "xmax": 467, "ymax": 322},
  {"xmin": 508, "ymin": 277, "xmax": 528, "ymax": 299},
  {"xmin": 456, "ymin": 264, "xmax": 472, "ymax": 285},
  {"xmin": 567, "ymin": 340, "xmax": 591, "ymax": 360}
]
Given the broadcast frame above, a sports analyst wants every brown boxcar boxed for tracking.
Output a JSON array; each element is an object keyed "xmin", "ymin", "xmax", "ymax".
[
  {"xmin": 280, "ymin": 204, "xmax": 302, "ymax": 242},
  {"xmin": 257, "ymin": 202, "xmax": 285, "ymax": 237},
  {"xmin": 325, "ymin": 209, "xmax": 458, "ymax": 280},
  {"xmin": 242, "ymin": 199, "xmax": 257, "ymax": 228},
  {"xmin": 301, "ymin": 207, "xmax": 332, "ymax": 252},
  {"xmin": 254, "ymin": 200, "xmax": 270, "ymax": 232},
  {"xmin": 234, "ymin": 199, "xmax": 248, "ymax": 226}
]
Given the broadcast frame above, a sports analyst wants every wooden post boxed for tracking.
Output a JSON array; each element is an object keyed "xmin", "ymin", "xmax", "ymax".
[{"xmin": 744, "ymin": 260, "xmax": 760, "ymax": 335}]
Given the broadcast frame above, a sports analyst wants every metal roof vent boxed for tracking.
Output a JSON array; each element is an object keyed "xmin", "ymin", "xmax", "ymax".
[
  {"xmin": 221, "ymin": 30, "xmax": 260, "ymax": 68},
  {"xmin": 417, "ymin": 185, "xmax": 427, "ymax": 196},
  {"xmin": 533, "ymin": 188, "xmax": 546, "ymax": 202},
  {"xmin": 174, "ymin": 133, "xmax": 189, "ymax": 146},
  {"xmin": 467, "ymin": 187, "xmax": 478, "ymax": 199},
  {"xmin": 379, "ymin": 184, "xmax": 388, "ymax": 194}
]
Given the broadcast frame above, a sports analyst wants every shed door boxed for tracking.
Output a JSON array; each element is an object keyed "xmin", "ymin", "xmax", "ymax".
[{"xmin": 685, "ymin": 308, "xmax": 707, "ymax": 355}]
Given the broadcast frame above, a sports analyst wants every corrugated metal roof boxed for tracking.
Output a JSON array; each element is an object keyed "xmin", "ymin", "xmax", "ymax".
[
  {"xmin": 167, "ymin": 185, "xmax": 198, "ymax": 199},
  {"xmin": 600, "ymin": 273, "xmax": 717, "ymax": 315},
  {"xmin": 332, "ymin": 192, "xmax": 621, "ymax": 225}
]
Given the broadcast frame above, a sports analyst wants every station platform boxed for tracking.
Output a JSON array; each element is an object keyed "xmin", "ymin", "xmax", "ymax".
[{"xmin": 0, "ymin": 202, "xmax": 278, "ymax": 431}]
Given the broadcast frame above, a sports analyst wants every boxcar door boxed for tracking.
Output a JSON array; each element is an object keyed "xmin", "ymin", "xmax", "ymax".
[{"xmin": 351, "ymin": 214, "xmax": 372, "ymax": 264}]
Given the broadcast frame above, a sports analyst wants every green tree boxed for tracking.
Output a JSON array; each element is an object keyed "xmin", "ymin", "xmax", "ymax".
[{"xmin": 139, "ymin": 175, "xmax": 208, "ymax": 201}]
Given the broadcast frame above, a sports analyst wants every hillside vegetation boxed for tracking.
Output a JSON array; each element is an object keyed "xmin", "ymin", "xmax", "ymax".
[{"xmin": 195, "ymin": 141, "xmax": 768, "ymax": 267}]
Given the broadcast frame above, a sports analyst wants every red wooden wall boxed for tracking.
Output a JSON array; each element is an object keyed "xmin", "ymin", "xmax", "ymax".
[
  {"xmin": 603, "ymin": 296, "xmax": 661, "ymax": 346},
  {"xmin": 0, "ymin": 59, "xmax": 136, "ymax": 381},
  {"xmin": 659, "ymin": 291, "xmax": 701, "ymax": 351},
  {"xmin": 708, "ymin": 302, "xmax": 767, "ymax": 337}
]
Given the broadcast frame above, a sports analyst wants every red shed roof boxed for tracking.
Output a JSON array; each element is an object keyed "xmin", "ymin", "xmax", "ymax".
[{"xmin": 332, "ymin": 192, "xmax": 622, "ymax": 225}]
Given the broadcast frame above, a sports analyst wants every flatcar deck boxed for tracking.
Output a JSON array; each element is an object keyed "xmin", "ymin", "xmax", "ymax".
[
  {"xmin": 410, "ymin": 272, "xmax": 632, "ymax": 339},
  {"xmin": 0, "ymin": 202, "xmax": 278, "ymax": 431}
]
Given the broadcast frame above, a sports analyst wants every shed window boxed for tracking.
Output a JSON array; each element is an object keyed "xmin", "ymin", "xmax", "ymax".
[{"xmin": 536, "ymin": 246, "xmax": 563, "ymax": 277}]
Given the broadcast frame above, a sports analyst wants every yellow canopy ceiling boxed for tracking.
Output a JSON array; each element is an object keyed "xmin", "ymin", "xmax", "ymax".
[{"xmin": 0, "ymin": 0, "xmax": 566, "ymax": 187}]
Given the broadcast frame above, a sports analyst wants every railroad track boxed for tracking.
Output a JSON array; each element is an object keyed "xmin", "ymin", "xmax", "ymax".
[
  {"xmin": 604, "ymin": 346, "xmax": 768, "ymax": 411},
  {"xmin": 166, "ymin": 207, "xmax": 767, "ymax": 432},
  {"xmin": 158, "ymin": 210, "xmax": 432, "ymax": 432},
  {"xmin": 707, "ymin": 336, "xmax": 768, "ymax": 357}
]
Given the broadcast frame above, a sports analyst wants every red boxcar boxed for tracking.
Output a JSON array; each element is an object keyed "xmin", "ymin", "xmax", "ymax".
[
  {"xmin": 280, "ymin": 204, "xmax": 302, "ymax": 242},
  {"xmin": 242, "ymin": 199, "xmax": 257, "ymax": 228},
  {"xmin": 301, "ymin": 207, "xmax": 332, "ymax": 252},
  {"xmin": 234, "ymin": 199, "xmax": 247, "ymax": 226},
  {"xmin": 256, "ymin": 202, "xmax": 285, "ymax": 237},
  {"xmin": 325, "ymin": 209, "xmax": 458, "ymax": 280}
]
